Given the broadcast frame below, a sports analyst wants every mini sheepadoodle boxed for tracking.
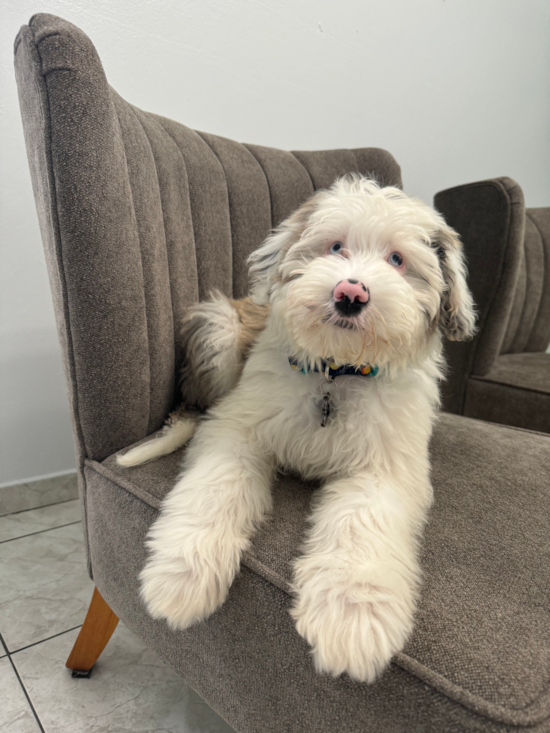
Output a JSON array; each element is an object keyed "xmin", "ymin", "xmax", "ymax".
[{"xmin": 118, "ymin": 175, "xmax": 476, "ymax": 682}]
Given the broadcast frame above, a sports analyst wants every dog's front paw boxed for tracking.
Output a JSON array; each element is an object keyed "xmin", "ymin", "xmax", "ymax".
[
  {"xmin": 140, "ymin": 551, "xmax": 236, "ymax": 630},
  {"xmin": 291, "ymin": 564, "xmax": 416, "ymax": 682}
]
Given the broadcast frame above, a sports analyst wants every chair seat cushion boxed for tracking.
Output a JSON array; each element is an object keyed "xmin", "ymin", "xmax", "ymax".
[
  {"xmin": 88, "ymin": 411, "xmax": 550, "ymax": 727},
  {"xmin": 465, "ymin": 352, "xmax": 550, "ymax": 432}
]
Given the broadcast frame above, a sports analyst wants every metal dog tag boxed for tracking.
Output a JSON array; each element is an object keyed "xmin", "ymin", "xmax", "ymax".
[{"xmin": 321, "ymin": 393, "xmax": 331, "ymax": 427}]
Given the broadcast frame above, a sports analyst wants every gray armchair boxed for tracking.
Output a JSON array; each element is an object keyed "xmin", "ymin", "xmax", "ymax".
[
  {"xmin": 435, "ymin": 179, "xmax": 550, "ymax": 432},
  {"xmin": 15, "ymin": 14, "xmax": 550, "ymax": 733}
]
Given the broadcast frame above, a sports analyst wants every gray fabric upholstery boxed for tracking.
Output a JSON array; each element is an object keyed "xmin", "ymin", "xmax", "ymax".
[
  {"xmin": 15, "ymin": 12, "xmax": 550, "ymax": 733},
  {"xmin": 86, "ymin": 474, "xmax": 519, "ymax": 733},
  {"xmin": 435, "ymin": 181, "xmax": 550, "ymax": 432},
  {"xmin": 90, "ymin": 413, "xmax": 550, "ymax": 731},
  {"xmin": 464, "ymin": 353, "xmax": 550, "ymax": 432},
  {"xmin": 501, "ymin": 209, "xmax": 550, "ymax": 354},
  {"xmin": 434, "ymin": 178, "xmax": 526, "ymax": 412},
  {"xmin": 14, "ymin": 13, "xmax": 402, "ymax": 464}
]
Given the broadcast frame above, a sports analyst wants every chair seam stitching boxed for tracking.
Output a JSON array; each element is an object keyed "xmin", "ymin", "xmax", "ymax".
[
  {"xmin": 393, "ymin": 653, "xmax": 550, "ymax": 723},
  {"xmin": 243, "ymin": 145, "xmax": 276, "ymax": 229},
  {"xmin": 468, "ymin": 374, "xmax": 550, "ymax": 396},
  {"xmin": 147, "ymin": 114, "xmax": 200, "ymax": 305},
  {"xmin": 289, "ymin": 151, "xmax": 316, "ymax": 191},
  {"xmin": 84, "ymin": 459, "xmax": 161, "ymax": 509},
  {"xmin": 196, "ymin": 132, "xmax": 235, "ymax": 297},
  {"xmin": 154, "ymin": 119, "xmax": 203, "ymax": 299},
  {"xmin": 127, "ymin": 102, "xmax": 176, "ymax": 431},
  {"xmin": 111, "ymin": 95, "xmax": 152, "ymax": 435}
]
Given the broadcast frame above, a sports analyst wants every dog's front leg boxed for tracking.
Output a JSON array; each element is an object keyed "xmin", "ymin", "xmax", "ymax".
[
  {"xmin": 140, "ymin": 422, "xmax": 274, "ymax": 629},
  {"xmin": 291, "ymin": 471, "xmax": 427, "ymax": 683}
]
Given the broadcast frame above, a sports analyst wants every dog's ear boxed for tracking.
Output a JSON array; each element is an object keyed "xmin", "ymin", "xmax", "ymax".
[
  {"xmin": 432, "ymin": 223, "xmax": 477, "ymax": 341},
  {"xmin": 248, "ymin": 193, "xmax": 322, "ymax": 303}
]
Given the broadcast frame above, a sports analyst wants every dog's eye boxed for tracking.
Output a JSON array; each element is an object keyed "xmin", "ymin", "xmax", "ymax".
[
  {"xmin": 329, "ymin": 242, "xmax": 344, "ymax": 255},
  {"xmin": 388, "ymin": 252, "xmax": 403, "ymax": 267}
]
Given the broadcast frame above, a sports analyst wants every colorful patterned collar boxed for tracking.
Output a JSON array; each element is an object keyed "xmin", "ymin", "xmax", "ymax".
[{"xmin": 288, "ymin": 356, "xmax": 378, "ymax": 379}]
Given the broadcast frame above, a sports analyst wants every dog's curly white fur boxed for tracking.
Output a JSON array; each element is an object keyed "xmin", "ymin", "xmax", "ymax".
[{"xmin": 124, "ymin": 176, "xmax": 476, "ymax": 682}]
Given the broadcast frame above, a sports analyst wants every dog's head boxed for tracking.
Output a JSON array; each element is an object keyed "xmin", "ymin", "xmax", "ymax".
[{"xmin": 248, "ymin": 176, "xmax": 476, "ymax": 370}]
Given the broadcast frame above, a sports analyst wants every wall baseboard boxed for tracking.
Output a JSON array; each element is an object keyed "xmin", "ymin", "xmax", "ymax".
[{"xmin": 0, "ymin": 468, "xmax": 78, "ymax": 490}]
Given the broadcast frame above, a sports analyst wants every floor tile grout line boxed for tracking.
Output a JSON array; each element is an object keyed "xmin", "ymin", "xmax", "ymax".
[
  {"xmin": 0, "ymin": 630, "xmax": 46, "ymax": 733},
  {"xmin": 8, "ymin": 624, "xmax": 83, "ymax": 657},
  {"xmin": 0, "ymin": 496, "xmax": 80, "ymax": 519},
  {"xmin": 0, "ymin": 521, "xmax": 82, "ymax": 545},
  {"xmin": 6, "ymin": 658, "xmax": 46, "ymax": 733},
  {"xmin": 9, "ymin": 624, "xmax": 83, "ymax": 656}
]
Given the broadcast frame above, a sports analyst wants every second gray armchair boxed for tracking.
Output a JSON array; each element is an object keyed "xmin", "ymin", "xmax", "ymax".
[{"xmin": 436, "ymin": 177, "xmax": 550, "ymax": 432}]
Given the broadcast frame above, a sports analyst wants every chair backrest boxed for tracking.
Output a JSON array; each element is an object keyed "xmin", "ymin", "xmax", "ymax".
[
  {"xmin": 499, "ymin": 207, "xmax": 550, "ymax": 355},
  {"xmin": 15, "ymin": 13, "xmax": 402, "ymax": 462},
  {"xmin": 435, "ymin": 179, "xmax": 550, "ymax": 414}
]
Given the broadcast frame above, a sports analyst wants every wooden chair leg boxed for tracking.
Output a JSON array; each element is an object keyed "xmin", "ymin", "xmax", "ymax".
[{"xmin": 66, "ymin": 587, "xmax": 119, "ymax": 677}]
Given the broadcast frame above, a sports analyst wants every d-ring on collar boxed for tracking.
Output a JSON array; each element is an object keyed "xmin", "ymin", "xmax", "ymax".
[{"xmin": 288, "ymin": 357, "xmax": 379, "ymax": 427}]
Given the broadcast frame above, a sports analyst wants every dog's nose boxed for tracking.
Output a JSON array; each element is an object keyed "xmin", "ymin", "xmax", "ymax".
[{"xmin": 333, "ymin": 279, "xmax": 369, "ymax": 317}]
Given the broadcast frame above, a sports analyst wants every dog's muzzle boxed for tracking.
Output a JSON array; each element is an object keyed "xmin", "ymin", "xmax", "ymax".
[{"xmin": 333, "ymin": 279, "xmax": 369, "ymax": 317}]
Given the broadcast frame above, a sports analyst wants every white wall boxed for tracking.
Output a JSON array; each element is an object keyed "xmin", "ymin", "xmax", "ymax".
[{"xmin": 1, "ymin": 0, "xmax": 549, "ymax": 486}]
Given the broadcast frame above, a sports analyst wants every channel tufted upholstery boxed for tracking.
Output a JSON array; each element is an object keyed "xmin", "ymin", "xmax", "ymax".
[
  {"xmin": 500, "ymin": 208, "xmax": 550, "ymax": 355},
  {"xmin": 15, "ymin": 13, "xmax": 550, "ymax": 733},
  {"xmin": 435, "ymin": 180, "xmax": 550, "ymax": 432},
  {"xmin": 14, "ymin": 13, "xmax": 402, "ymax": 464}
]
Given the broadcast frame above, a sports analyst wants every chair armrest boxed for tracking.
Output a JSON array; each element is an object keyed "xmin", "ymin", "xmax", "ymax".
[{"xmin": 434, "ymin": 177, "xmax": 525, "ymax": 413}]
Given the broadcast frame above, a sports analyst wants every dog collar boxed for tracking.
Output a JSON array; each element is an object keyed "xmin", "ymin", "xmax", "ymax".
[
  {"xmin": 288, "ymin": 357, "xmax": 378, "ymax": 427},
  {"xmin": 288, "ymin": 357, "xmax": 379, "ymax": 379}
]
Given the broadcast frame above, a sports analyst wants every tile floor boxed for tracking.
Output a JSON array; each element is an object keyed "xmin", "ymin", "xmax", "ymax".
[{"xmin": 0, "ymin": 474, "xmax": 236, "ymax": 732}]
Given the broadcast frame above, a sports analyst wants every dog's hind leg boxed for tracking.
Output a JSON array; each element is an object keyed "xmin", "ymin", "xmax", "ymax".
[
  {"xmin": 180, "ymin": 293, "xmax": 269, "ymax": 411},
  {"xmin": 118, "ymin": 295, "xmax": 269, "ymax": 469}
]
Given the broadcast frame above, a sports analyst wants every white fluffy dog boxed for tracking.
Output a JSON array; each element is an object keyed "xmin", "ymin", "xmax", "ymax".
[{"xmin": 118, "ymin": 176, "xmax": 476, "ymax": 683}]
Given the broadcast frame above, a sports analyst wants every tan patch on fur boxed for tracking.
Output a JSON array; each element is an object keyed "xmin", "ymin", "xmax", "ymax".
[
  {"xmin": 248, "ymin": 191, "xmax": 326, "ymax": 297},
  {"xmin": 166, "ymin": 402, "xmax": 200, "ymax": 426},
  {"xmin": 230, "ymin": 297, "xmax": 270, "ymax": 357}
]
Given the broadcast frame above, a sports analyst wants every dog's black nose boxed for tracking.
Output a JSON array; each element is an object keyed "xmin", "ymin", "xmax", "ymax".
[
  {"xmin": 334, "ymin": 296, "xmax": 368, "ymax": 317},
  {"xmin": 333, "ymin": 280, "xmax": 369, "ymax": 317}
]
